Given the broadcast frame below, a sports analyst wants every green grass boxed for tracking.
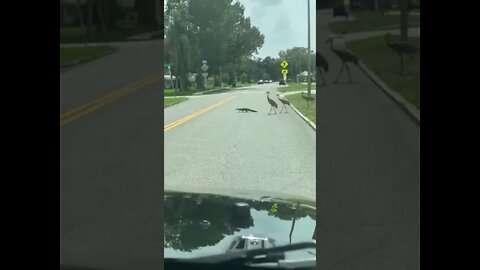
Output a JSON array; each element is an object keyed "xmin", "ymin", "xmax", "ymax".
[
  {"xmin": 164, "ymin": 89, "xmax": 200, "ymax": 96},
  {"xmin": 60, "ymin": 46, "xmax": 117, "ymax": 66},
  {"xmin": 347, "ymin": 35, "xmax": 420, "ymax": 109},
  {"xmin": 60, "ymin": 26, "xmax": 158, "ymax": 44},
  {"xmin": 286, "ymin": 93, "xmax": 316, "ymax": 124},
  {"xmin": 329, "ymin": 11, "xmax": 420, "ymax": 34},
  {"xmin": 278, "ymin": 83, "xmax": 308, "ymax": 93},
  {"xmin": 164, "ymin": 97, "xmax": 188, "ymax": 108}
]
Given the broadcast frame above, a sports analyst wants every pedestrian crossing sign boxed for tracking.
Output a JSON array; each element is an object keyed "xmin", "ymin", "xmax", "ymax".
[{"xmin": 281, "ymin": 69, "xmax": 288, "ymax": 75}]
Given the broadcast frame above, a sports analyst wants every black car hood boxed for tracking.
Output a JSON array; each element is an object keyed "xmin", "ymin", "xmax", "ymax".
[{"xmin": 164, "ymin": 188, "xmax": 316, "ymax": 259}]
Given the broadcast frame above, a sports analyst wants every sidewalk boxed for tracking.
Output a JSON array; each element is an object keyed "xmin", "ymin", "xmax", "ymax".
[
  {"xmin": 282, "ymin": 90, "xmax": 316, "ymax": 96},
  {"xmin": 126, "ymin": 31, "xmax": 162, "ymax": 41},
  {"xmin": 339, "ymin": 27, "xmax": 420, "ymax": 42}
]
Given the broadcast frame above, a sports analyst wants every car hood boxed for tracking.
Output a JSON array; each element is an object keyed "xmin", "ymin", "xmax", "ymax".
[{"xmin": 164, "ymin": 186, "xmax": 316, "ymax": 259}]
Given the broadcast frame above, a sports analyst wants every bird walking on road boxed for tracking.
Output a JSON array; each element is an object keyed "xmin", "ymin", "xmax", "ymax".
[
  {"xmin": 385, "ymin": 33, "xmax": 417, "ymax": 73},
  {"xmin": 276, "ymin": 93, "xmax": 290, "ymax": 113},
  {"xmin": 265, "ymin": 91, "xmax": 278, "ymax": 115},
  {"xmin": 326, "ymin": 37, "xmax": 359, "ymax": 83},
  {"xmin": 316, "ymin": 51, "xmax": 329, "ymax": 86},
  {"xmin": 301, "ymin": 92, "xmax": 315, "ymax": 109}
]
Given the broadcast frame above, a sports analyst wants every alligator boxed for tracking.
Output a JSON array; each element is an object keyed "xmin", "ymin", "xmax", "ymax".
[{"xmin": 236, "ymin": 108, "xmax": 258, "ymax": 113}]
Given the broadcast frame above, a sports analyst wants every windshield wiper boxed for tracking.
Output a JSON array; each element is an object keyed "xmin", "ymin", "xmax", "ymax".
[{"xmin": 164, "ymin": 241, "xmax": 316, "ymax": 270}]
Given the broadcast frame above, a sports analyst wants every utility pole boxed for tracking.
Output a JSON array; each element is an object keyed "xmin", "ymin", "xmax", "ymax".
[{"xmin": 307, "ymin": 0, "xmax": 312, "ymax": 95}]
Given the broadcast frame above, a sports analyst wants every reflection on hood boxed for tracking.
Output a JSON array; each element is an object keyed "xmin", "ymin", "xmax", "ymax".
[{"xmin": 164, "ymin": 191, "xmax": 316, "ymax": 256}]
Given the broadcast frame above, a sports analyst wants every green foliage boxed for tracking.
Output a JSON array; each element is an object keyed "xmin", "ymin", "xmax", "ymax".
[
  {"xmin": 164, "ymin": 0, "xmax": 264, "ymax": 90},
  {"xmin": 239, "ymin": 72, "xmax": 248, "ymax": 83}
]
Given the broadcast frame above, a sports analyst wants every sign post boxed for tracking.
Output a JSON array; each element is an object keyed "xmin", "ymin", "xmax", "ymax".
[
  {"xmin": 164, "ymin": 63, "xmax": 175, "ymax": 96},
  {"xmin": 201, "ymin": 60, "xmax": 209, "ymax": 89},
  {"xmin": 280, "ymin": 60, "xmax": 289, "ymax": 86}
]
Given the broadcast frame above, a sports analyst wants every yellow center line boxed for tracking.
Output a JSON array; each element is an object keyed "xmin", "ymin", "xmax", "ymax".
[
  {"xmin": 164, "ymin": 96, "xmax": 236, "ymax": 132},
  {"xmin": 60, "ymin": 71, "xmax": 162, "ymax": 127}
]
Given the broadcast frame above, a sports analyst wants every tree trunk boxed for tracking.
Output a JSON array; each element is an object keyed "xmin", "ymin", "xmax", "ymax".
[
  {"xmin": 136, "ymin": 0, "xmax": 157, "ymax": 30},
  {"xmin": 97, "ymin": 0, "xmax": 107, "ymax": 33},
  {"xmin": 86, "ymin": 0, "xmax": 94, "ymax": 39},
  {"xmin": 74, "ymin": 0, "xmax": 87, "ymax": 46},
  {"xmin": 400, "ymin": 0, "xmax": 408, "ymax": 42}
]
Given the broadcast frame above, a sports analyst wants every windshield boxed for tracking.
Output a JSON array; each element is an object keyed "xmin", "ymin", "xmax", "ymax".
[{"xmin": 163, "ymin": 0, "xmax": 317, "ymax": 262}]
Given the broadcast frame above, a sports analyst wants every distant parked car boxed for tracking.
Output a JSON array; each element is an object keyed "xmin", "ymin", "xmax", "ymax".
[{"xmin": 258, "ymin": 80, "xmax": 263, "ymax": 85}]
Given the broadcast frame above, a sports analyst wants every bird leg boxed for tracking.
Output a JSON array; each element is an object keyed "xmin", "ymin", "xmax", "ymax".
[
  {"xmin": 335, "ymin": 63, "xmax": 345, "ymax": 83},
  {"xmin": 345, "ymin": 64, "xmax": 353, "ymax": 83}
]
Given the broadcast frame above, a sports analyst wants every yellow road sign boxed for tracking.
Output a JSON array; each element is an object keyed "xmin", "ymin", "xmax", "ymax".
[
  {"xmin": 281, "ymin": 69, "xmax": 288, "ymax": 75},
  {"xmin": 280, "ymin": 60, "xmax": 288, "ymax": 69}
]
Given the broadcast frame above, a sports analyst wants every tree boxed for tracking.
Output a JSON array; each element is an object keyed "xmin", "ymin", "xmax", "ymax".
[
  {"xmin": 224, "ymin": 2, "xmax": 264, "ymax": 87},
  {"xmin": 74, "ymin": 0, "xmax": 88, "ymax": 46},
  {"xmin": 239, "ymin": 72, "xmax": 248, "ymax": 84},
  {"xmin": 135, "ymin": 0, "xmax": 158, "ymax": 30},
  {"xmin": 86, "ymin": 0, "xmax": 94, "ymax": 39},
  {"xmin": 97, "ymin": 0, "xmax": 107, "ymax": 33},
  {"xmin": 164, "ymin": 0, "xmax": 198, "ymax": 91},
  {"xmin": 400, "ymin": 0, "xmax": 408, "ymax": 41},
  {"xmin": 188, "ymin": 0, "xmax": 232, "ymax": 87}
]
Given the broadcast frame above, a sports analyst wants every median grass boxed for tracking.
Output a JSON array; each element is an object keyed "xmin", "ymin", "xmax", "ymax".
[
  {"xmin": 164, "ymin": 97, "xmax": 188, "ymax": 108},
  {"xmin": 60, "ymin": 46, "xmax": 117, "ymax": 67},
  {"xmin": 346, "ymin": 35, "xmax": 420, "ymax": 109},
  {"xmin": 329, "ymin": 11, "xmax": 420, "ymax": 34},
  {"xmin": 278, "ymin": 83, "xmax": 307, "ymax": 93},
  {"xmin": 164, "ymin": 89, "xmax": 199, "ymax": 97},
  {"xmin": 286, "ymin": 93, "xmax": 316, "ymax": 124}
]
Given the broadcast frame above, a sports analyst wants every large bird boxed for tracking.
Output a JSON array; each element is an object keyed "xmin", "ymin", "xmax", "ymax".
[
  {"xmin": 276, "ymin": 93, "xmax": 290, "ymax": 113},
  {"xmin": 385, "ymin": 33, "xmax": 418, "ymax": 73},
  {"xmin": 265, "ymin": 91, "xmax": 278, "ymax": 115},
  {"xmin": 316, "ymin": 51, "xmax": 329, "ymax": 86},
  {"xmin": 326, "ymin": 37, "xmax": 359, "ymax": 83}
]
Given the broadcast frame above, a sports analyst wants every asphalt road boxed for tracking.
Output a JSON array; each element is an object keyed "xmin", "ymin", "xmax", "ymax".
[
  {"xmin": 316, "ymin": 9, "xmax": 420, "ymax": 270},
  {"xmin": 60, "ymin": 40, "xmax": 162, "ymax": 113},
  {"xmin": 60, "ymin": 40, "xmax": 163, "ymax": 270},
  {"xmin": 164, "ymin": 83, "xmax": 316, "ymax": 200}
]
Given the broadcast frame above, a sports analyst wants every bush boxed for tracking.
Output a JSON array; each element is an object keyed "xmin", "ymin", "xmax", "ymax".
[{"xmin": 239, "ymin": 72, "xmax": 248, "ymax": 83}]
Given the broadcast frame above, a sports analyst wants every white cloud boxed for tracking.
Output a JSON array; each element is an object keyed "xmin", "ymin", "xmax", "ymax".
[{"xmin": 238, "ymin": 0, "xmax": 316, "ymax": 59}]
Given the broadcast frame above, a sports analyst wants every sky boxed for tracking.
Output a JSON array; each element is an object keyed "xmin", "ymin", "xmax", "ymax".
[{"xmin": 237, "ymin": 0, "xmax": 316, "ymax": 59}]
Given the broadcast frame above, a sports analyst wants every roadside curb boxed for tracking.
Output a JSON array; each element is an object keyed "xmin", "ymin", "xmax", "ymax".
[
  {"xmin": 60, "ymin": 57, "xmax": 97, "ymax": 69},
  {"xmin": 60, "ymin": 49, "xmax": 116, "ymax": 70},
  {"xmin": 193, "ymin": 88, "xmax": 228, "ymax": 95},
  {"xmin": 285, "ymin": 98, "xmax": 316, "ymax": 131},
  {"xmin": 193, "ymin": 86, "xmax": 251, "ymax": 95},
  {"xmin": 358, "ymin": 61, "xmax": 420, "ymax": 124}
]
